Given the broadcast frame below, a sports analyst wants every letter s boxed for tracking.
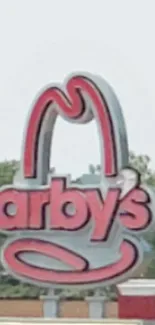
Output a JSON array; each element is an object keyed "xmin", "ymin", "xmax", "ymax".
[{"xmin": 119, "ymin": 188, "xmax": 151, "ymax": 232}]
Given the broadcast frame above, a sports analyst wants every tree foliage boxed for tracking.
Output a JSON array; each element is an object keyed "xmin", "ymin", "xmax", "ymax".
[
  {"xmin": 0, "ymin": 160, "xmax": 19, "ymax": 186},
  {"xmin": 129, "ymin": 151, "xmax": 155, "ymax": 186},
  {"xmin": 89, "ymin": 151, "xmax": 155, "ymax": 187}
]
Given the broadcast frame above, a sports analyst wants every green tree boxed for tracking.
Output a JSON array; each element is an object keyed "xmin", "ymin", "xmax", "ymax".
[
  {"xmin": 0, "ymin": 160, "xmax": 19, "ymax": 252},
  {"xmin": 89, "ymin": 163, "xmax": 101, "ymax": 174},
  {"xmin": 89, "ymin": 152, "xmax": 155, "ymax": 186},
  {"xmin": 0, "ymin": 160, "xmax": 19, "ymax": 186},
  {"xmin": 129, "ymin": 151, "xmax": 155, "ymax": 186}
]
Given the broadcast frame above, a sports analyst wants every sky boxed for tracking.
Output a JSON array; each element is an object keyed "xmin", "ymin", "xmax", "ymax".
[{"xmin": 0, "ymin": 0, "xmax": 155, "ymax": 178}]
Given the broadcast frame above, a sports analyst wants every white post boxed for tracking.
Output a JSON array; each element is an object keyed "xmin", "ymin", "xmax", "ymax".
[
  {"xmin": 40, "ymin": 289, "xmax": 59, "ymax": 318},
  {"xmin": 86, "ymin": 289, "xmax": 106, "ymax": 318}
]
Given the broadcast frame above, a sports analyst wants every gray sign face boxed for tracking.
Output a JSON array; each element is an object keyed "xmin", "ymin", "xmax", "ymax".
[{"xmin": 0, "ymin": 72, "xmax": 154, "ymax": 289}]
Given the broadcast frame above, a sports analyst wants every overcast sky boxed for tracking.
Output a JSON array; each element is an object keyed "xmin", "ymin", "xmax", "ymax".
[{"xmin": 0, "ymin": 0, "xmax": 155, "ymax": 178}]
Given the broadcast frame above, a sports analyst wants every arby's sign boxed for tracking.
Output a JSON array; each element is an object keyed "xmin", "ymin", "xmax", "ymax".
[{"xmin": 0, "ymin": 72, "xmax": 154, "ymax": 289}]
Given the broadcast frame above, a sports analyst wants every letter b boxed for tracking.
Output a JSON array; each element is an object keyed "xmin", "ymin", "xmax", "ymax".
[{"xmin": 50, "ymin": 178, "xmax": 89, "ymax": 230}]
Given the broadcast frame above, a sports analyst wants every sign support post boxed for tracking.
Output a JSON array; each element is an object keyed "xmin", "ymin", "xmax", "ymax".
[
  {"xmin": 86, "ymin": 290, "xmax": 106, "ymax": 318},
  {"xmin": 40, "ymin": 289, "xmax": 59, "ymax": 318}
]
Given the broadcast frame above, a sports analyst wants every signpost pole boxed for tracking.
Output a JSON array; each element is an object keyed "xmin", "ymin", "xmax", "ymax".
[
  {"xmin": 86, "ymin": 289, "xmax": 106, "ymax": 318},
  {"xmin": 40, "ymin": 289, "xmax": 59, "ymax": 318}
]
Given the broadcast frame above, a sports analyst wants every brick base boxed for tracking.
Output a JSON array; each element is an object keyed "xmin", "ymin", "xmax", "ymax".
[
  {"xmin": 0, "ymin": 300, "xmax": 43, "ymax": 317},
  {"xmin": 0, "ymin": 299, "xmax": 118, "ymax": 318}
]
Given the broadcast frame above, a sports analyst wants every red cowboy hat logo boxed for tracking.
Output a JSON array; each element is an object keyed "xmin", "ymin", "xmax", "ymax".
[{"xmin": 0, "ymin": 73, "xmax": 154, "ymax": 288}]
